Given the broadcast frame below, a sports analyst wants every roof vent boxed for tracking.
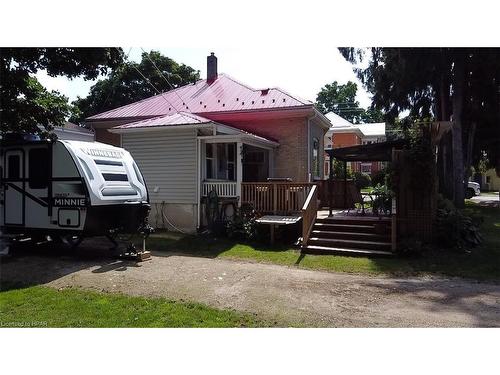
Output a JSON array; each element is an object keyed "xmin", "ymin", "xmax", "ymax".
[
  {"xmin": 207, "ymin": 52, "xmax": 218, "ymax": 83},
  {"xmin": 261, "ymin": 89, "xmax": 269, "ymax": 95}
]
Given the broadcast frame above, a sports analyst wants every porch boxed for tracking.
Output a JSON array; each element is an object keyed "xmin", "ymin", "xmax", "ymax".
[{"xmin": 197, "ymin": 130, "xmax": 316, "ymax": 221}]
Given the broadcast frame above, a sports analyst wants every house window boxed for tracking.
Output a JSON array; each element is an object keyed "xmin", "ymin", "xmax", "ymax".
[
  {"xmin": 227, "ymin": 144, "xmax": 235, "ymax": 180},
  {"xmin": 205, "ymin": 143, "xmax": 236, "ymax": 181},
  {"xmin": 206, "ymin": 143, "xmax": 215, "ymax": 179},
  {"xmin": 361, "ymin": 163, "xmax": 372, "ymax": 174},
  {"xmin": 312, "ymin": 138, "xmax": 320, "ymax": 179}
]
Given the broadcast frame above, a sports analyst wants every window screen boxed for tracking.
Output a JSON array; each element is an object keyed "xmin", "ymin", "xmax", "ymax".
[{"xmin": 29, "ymin": 148, "xmax": 49, "ymax": 189}]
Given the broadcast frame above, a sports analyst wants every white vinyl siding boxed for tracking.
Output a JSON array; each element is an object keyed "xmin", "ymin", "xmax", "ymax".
[{"xmin": 121, "ymin": 129, "xmax": 197, "ymax": 204}]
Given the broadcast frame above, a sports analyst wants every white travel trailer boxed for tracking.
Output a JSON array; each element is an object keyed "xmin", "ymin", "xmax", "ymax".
[{"xmin": 0, "ymin": 134, "xmax": 150, "ymax": 246}]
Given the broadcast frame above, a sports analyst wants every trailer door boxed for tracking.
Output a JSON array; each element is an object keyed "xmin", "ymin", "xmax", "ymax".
[{"xmin": 4, "ymin": 150, "xmax": 24, "ymax": 225}]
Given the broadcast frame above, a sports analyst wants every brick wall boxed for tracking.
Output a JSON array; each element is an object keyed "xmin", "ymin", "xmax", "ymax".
[
  {"xmin": 223, "ymin": 117, "xmax": 310, "ymax": 182},
  {"xmin": 87, "ymin": 119, "xmax": 136, "ymax": 146},
  {"xmin": 332, "ymin": 133, "xmax": 361, "ymax": 148}
]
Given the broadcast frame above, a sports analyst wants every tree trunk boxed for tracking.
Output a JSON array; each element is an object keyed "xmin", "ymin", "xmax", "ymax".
[
  {"xmin": 451, "ymin": 54, "xmax": 466, "ymax": 208},
  {"xmin": 436, "ymin": 68, "xmax": 453, "ymax": 199},
  {"xmin": 464, "ymin": 122, "xmax": 476, "ymax": 183}
]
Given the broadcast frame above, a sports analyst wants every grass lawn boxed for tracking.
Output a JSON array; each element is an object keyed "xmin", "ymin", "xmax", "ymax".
[
  {"xmin": 147, "ymin": 202, "xmax": 500, "ymax": 281},
  {"xmin": 0, "ymin": 285, "xmax": 267, "ymax": 327}
]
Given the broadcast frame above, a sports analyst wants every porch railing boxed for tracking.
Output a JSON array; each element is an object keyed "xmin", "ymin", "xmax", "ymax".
[
  {"xmin": 241, "ymin": 182, "xmax": 315, "ymax": 214},
  {"xmin": 201, "ymin": 181, "xmax": 237, "ymax": 197},
  {"xmin": 301, "ymin": 185, "xmax": 318, "ymax": 245}
]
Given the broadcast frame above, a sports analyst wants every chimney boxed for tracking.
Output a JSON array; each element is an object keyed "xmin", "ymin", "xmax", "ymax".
[{"xmin": 207, "ymin": 52, "xmax": 217, "ymax": 83}]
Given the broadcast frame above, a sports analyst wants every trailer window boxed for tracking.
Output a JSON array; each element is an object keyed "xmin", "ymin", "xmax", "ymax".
[
  {"xmin": 29, "ymin": 148, "xmax": 49, "ymax": 189},
  {"xmin": 8, "ymin": 155, "xmax": 20, "ymax": 179},
  {"xmin": 102, "ymin": 173, "xmax": 128, "ymax": 182}
]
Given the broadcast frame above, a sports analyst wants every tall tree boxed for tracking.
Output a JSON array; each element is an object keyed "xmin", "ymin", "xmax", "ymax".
[
  {"xmin": 0, "ymin": 48, "xmax": 124, "ymax": 135},
  {"xmin": 71, "ymin": 50, "xmax": 200, "ymax": 123},
  {"xmin": 315, "ymin": 80, "xmax": 384, "ymax": 123},
  {"xmin": 339, "ymin": 48, "xmax": 500, "ymax": 207}
]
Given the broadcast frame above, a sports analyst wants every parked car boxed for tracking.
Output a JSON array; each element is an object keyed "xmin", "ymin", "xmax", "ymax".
[{"xmin": 467, "ymin": 181, "xmax": 481, "ymax": 198}]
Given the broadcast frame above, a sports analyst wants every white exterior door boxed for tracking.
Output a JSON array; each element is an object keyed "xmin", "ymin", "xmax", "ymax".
[{"xmin": 4, "ymin": 150, "xmax": 24, "ymax": 225}]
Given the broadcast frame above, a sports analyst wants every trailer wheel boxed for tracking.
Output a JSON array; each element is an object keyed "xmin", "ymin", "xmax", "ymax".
[{"xmin": 55, "ymin": 235, "xmax": 84, "ymax": 249}]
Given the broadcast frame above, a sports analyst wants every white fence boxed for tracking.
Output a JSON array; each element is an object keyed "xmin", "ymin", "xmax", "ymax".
[{"xmin": 201, "ymin": 181, "xmax": 238, "ymax": 197}]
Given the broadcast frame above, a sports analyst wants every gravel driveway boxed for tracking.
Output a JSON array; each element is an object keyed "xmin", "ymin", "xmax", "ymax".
[{"xmin": 1, "ymin": 246, "xmax": 499, "ymax": 327}]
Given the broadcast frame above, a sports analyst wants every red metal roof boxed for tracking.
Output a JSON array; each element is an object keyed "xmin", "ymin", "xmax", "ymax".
[
  {"xmin": 112, "ymin": 111, "xmax": 279, "ymax": 144},
  {"xmin": 114, "ymin": 112, "xmax": 211, "ymax": 129},
  {"xmin": 87, "ymin": 73, "xmax": 313, "ymax": 121}
]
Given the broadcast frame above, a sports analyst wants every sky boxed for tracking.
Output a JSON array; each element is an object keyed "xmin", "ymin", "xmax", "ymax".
[{"xmin": 35, "ymin": 47, "xmax": 372, "ymax": 109}]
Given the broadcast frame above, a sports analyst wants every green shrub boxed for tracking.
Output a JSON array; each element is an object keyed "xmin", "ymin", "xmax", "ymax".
[
  {"xmin": 333, "ymin": 159, "xmax": 353, "ymax": 179},
  {"xmin": 225, "ymin": 204, "xmax": 259, "ymax": 241},
  {"xmin": 371, "ymin": 183, "xmax": 393, "ymax": 215},
  {"xmin": 353, "ymin": 172, "xmax": 371, "ymax": 189},
  {"xmin": 371, "ymin": 169, "xmax": 386, "ymax": 187},
  {"xmin": 436, "ymin": 195, "xmax": 483, "ymax": 250}
]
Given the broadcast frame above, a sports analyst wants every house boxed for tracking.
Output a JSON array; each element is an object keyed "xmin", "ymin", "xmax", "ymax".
[
  {"xmin": 323, "ymin": 112, "xmax": 386, "ymax": 176},
  {"xmin": 475, "ymin": 168, "xmax": 500, "ymax": 191},
  {"xmin": 85, "ymin": 53, "xmax": 331, "ymax": 232}
]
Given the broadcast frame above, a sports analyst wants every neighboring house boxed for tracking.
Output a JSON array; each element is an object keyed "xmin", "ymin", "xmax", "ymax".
[
  {"xmin": 2, "ymin": 122, "xmax": 95, "ymax": 142},
  {"xmin": 85, "ymin": 53, "xmax": 331, "ymax": 232},
  {"xmin": 324, "ymin": 112, "xmax": 386, "ymax": 176},
  {"xmin": 52, "ymin": 122, "xmax": 95, "ymax": 142},
  {"xmin": 475, "ymin": 169, "xmax": 500, "ymax": 191}
]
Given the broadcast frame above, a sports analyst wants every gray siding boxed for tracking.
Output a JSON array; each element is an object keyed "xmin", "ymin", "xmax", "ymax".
[{"xmin": 122, "ymin": 129, "xmax": 198, "ymax": 204}]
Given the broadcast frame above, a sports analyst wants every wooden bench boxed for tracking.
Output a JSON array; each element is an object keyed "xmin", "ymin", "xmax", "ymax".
[{"xmin": 255, "ymin": 215, "xmax": 302, "ymax": 245}]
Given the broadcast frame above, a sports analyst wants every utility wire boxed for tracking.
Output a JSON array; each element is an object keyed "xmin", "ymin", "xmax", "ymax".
[
  {"xmin": 140, "ymin": 47, "xmax": 191, "ymax": 113},
  {"xmin": 114, "ymin": 47, "xmax": 180, "ymax": 112},
  {"xmin": 96, "ymin": 47, "xmax": 133, "ymax": 114}
]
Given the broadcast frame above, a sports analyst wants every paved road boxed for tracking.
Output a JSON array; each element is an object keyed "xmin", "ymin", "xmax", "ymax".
[
  {"xmin": 2, "ymin": 249, "xmax": 499, "ymax": 327},
  {"xmin": 470, "ymin": 193, "xmax": 499, "ymax": 207}
]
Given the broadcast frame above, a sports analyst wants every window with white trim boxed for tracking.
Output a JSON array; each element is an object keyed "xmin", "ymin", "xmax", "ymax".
[{"xmin": 205, "ymin": 143, "xmax": 236, "ymax": 181}]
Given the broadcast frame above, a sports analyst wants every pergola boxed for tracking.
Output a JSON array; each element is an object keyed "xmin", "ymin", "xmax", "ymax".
[{"xmin": 325, "ymin": 140, "xmax": 407, "ymax": 216}]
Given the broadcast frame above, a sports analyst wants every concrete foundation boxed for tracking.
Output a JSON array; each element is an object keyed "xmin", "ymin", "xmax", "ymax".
[{"xmin": 149, "ymin": 202, "xmax": 197, "ymax": 234}]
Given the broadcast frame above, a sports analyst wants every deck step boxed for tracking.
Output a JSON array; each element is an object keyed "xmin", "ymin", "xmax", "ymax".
[
  {"xmin": 313, "ymin": 222, "xmax": 378, "ymax": 232},
  {"xmin": 311, "ymin": 230, "xmax": 390, "ymax": 241},
  {"xmin": 302, "ymin": 245, "xmax": 393, "ymax": 257},
  {"xmin": 308, "ymin": 237, "xmax": 392, "ymax": 251},
  {"xmin": 316, "ymin": 217, "xmax": 391, "ymax": 226}
]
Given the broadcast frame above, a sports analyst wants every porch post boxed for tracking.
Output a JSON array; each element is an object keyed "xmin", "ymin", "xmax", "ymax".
[
  {"xmin": 236, "ymin": 142, "xmax": 243, "ymax": 207},
  {"xmin": 328, "ymin": 154, "xmax": 334, "ymax": 217},
  {"xmin": 343, "ymin": 160, "xmax": 347, "ymax": 209}
]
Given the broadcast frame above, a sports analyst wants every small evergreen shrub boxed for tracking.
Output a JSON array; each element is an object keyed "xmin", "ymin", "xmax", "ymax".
[{"xmin": 353, "ymin": 172, "xmax": 371, "ymax": 189}]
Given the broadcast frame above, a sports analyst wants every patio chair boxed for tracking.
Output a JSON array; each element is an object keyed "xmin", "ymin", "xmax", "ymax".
[{"xmin": 347, "ymin": 184, "xmax": 366, "ymax": 216}]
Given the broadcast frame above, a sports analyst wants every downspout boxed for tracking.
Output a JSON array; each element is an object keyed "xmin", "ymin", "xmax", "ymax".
[
  {"xmin": 307, "ymin": 111, "xmax": 318, "ymax": 182},
  {"xmin": 196, "ymin": 137, "xmax": 201, "ymax": 230}
]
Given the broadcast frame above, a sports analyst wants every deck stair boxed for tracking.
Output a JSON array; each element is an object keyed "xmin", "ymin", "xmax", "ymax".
[{"xmin": 302, "ymin": 216, "xmax": 393, "ymax": 256}]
